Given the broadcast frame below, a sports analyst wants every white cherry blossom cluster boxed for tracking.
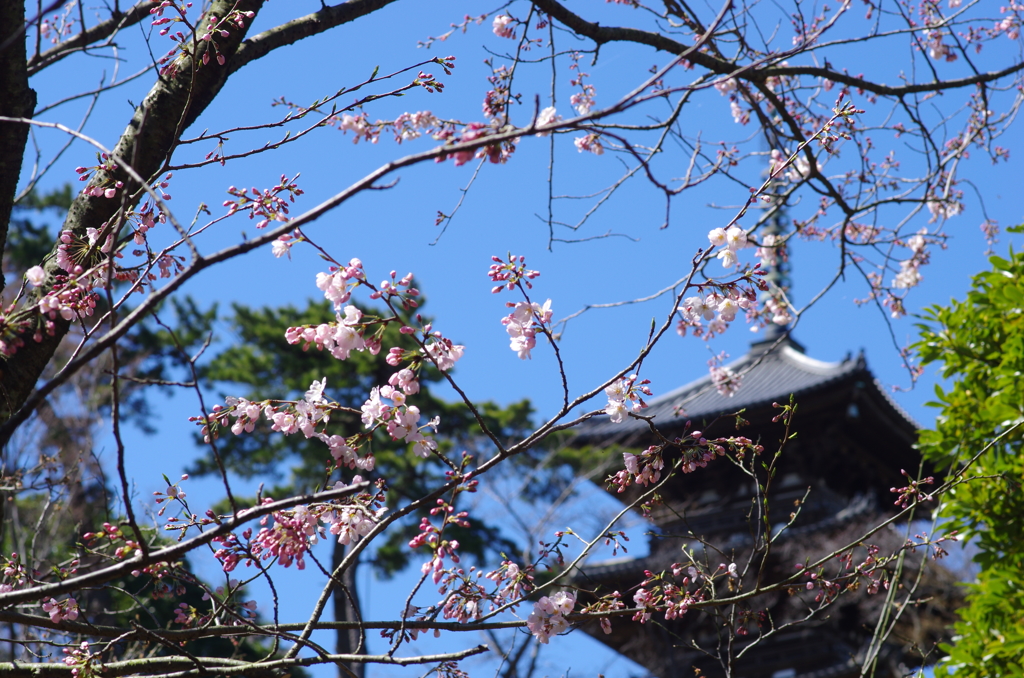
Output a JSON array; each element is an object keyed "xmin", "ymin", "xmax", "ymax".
[
  {"xmin": 708, "ymin": 225, "xmax": 749, "ymax": 269},
  {"xmin": 770, "ymin": 148, "xmax": 822, "ymax": 183},
  {"xmin": 604, "ymin": 374, "xmax": 652, "ymax": 424},
  {"xmin": 892, "ymin": 229, "xmax": 930, "ymax": 290},
  {"xmin": 607, "ymin": 446, "xmax": 665, "ymax": 493},
  {"xmin": 573, "ymin": 133, "xmax": 604, "ymax": 155},
  {"xmin": 764, "ymin": 296, "xmax": 794, "ymax": 326},
  {"xmin": 492, "ymin": 14, "xmax": 514, "ymax": 38},
  {"xmin": 678, "ymin": 287, "xmax": 757, "ymax": 338},
  {"xmin": 535, "ymin": 106, "xmax": 560, "ymax": 136},
  {"xmin": 205, "ymin": 378, "xmax": 375, "ymax": 472},
  {"xmin": 285, "ymin": 305, "xmax": 372, "ymax": 361},
  {"xmin": 755, "ymin": 233, "xmax": 781, "ymax": 268},
  {"xmin": 360, "ymin": 386, "xmax": 439, "ymax": 459},
  {"xmin": 526, "ymin": 590, "xmax": 576, "ymax": 644},
  {"xmin": 501, "ymin": 299, "xmax": 553, "ymax": 359},
  {"xmin": 315, "ymin": 258, "xmax": 366, "ymax": 309},
  {"xmin": 708, "ymin": 353, "xmax": 742, "ymax": 397}
]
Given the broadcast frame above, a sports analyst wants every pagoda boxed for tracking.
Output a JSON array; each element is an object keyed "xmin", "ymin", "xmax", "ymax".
[
  {"xmin": 571, "ymin": 332, "xmax": 959, "ymax": 678},
  {"xmin": 570, "ymin": 199, "xmax": 957, "ymax": 676}
]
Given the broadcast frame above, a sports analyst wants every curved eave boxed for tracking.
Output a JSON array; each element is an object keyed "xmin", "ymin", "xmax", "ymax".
[{"xmin": 574, "ymin": 340, "xmax": 917, "ymax": 444}]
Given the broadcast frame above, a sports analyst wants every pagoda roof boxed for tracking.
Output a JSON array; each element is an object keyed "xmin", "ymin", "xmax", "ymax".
[{"xmin": 575, "ymin": 336, "xmax": 917, "ymax": 442}]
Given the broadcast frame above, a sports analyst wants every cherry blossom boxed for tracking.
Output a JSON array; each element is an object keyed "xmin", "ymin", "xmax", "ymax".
[
  {"xmin": 714, "ymin": 77, "xmax": 737, "ymax": 95},
  {"xmin": 41, "ymin": 596, "xmax": 79, "ymax": 623},
  {"xmin": 526, "ymin": 590, "xmax": 575, "ymax": 643},
  {"xmin": 708, "ymin": 353, "xmax": 742, "ymax": 397},
  {"xmin": 492, "ymin": 15, "xmax": 514, "ymax": 39},
  {"xmin": 423, "ymin": 337, "xmax": 465, "ymax": 371},
  {"xmin": 574, "ymin": 133, "xmax": 604, "ymax": 155},
  {"xmin": 535, "ymin": 106, "xmax": 560, "ymax": 136},
  {"xmin": 755, "ymin": 234, "xmax": 780, "ymax": 267},
  {"xmin": 25, "ymin": 266, "xmax": 45, "ymax": 287},
  {"xmin": 604, "ymin": 374, "xmax": 651, "ymax": 423},
  {"xmin": 314, "ymin": 259, "xmax": 366, "ymax": 309},
  {"xmin": 501, "ymin": 299, "xmax": 553, "ymax": 359},
  {"xmin": 707, "ymin": 226, "xmax": 749, "ymax": 270},
  {"xmin": 765, "ymin": 296, "xmax": 794, "ymax": 325}
]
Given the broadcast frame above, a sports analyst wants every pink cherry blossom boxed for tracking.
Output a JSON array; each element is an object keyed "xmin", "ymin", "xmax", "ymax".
[
  {"xmin": 423, "ymin": 338, "xmax": 464, "ymax": 371},
  {"xmin": 604, "ymin": 375, "xmax": 651, "ymax": 423},
  {"xmin": 574, "ymin": 133, "xmax": 604, "ymax": 155},
  {"xmin": 25, "ymin": 266, "xmax": 46, "ymax": 287},
  {"xmin": 492, "ymin": 15, "xmax": 514, "ymax": 38},
  {"xmin": 526, "ymin": 591, "xmax": 575, "ymax": 643},
  {"xmin": 535, "ymin": 106, "xmax": 560, "ymax": 136}
]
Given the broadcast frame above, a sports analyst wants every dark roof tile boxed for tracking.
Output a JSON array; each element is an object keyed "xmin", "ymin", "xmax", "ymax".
[{"xmin": 576, "ymin": 338, "xmax": 913, "ymax": 440}]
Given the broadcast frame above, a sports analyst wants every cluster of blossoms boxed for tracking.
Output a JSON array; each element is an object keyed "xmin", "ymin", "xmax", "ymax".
[
  {"xmin": 604, "ymin": 375, "xmax": 652, "ymax": 424},
  {"xmin": 74, "ymin": 154, "xmax": 131, "ymax": 200},
  {"xmin": 41, "ymin": 596, "xmax": 80, "ymax": 623},
  {"xmin": 926, "ymin": 187, "xmax": 964, "ymax": 223},
  {"xmin": 62, "ymin": 641, "xmax": 100, "ymax": 678},
  {"xmin": 223, "ymin": 174, "xmax": 303, "ymax": 230},
  {"xmin": 526, "ymin": 590, "xmax": 576, "ymax": 643},
  {"xmin": 82, "ymin": 522, "xmax": 142, "ymax": 560},
  {"xmin": 360, "ymin": 384, "xmax": 440, "ymax": 459},
  {"xmin": 708, "ymin": 353, "xmax": 742, "ymax": 397},
  {"xmin": 770, "ymin": 148, "xmax": 822, "ymax": 183},
  {"xmin": 196, "ymin": 8, "xmax": 255, "ymax": 66},
  {"xmin": 573, "ymin": 133, "xmax": 604, "ymax": 155},
  {"xmin": 892, "ymin": 230, "xmax": 930, "ymax": 290},
  {"xmin": 712, "ymin": 77, "xmax": 750, "ymax": 125},
  {"xmin": 287, "ymin": 305, "xmax": 377, "ymax": 361},
  {"xmin": 492, "ymin": 14, "xmax": 515, "ymax": 39},
  {"xmin": 407, "ymin": 462, "xmax": 479, "ymax": 588},
  {"xmin": 1, "ymin": 554, "xmax": 28, "ymax": 593},
  {"xmin": 608, "ymin": 446, "xmax": 665, "ymax": 491},
  {"xmin": 74, "ymin": 163, "xmax": 172, "ymax": 258},
  {"xmin": 435, "ymin": 120, "xmax": 517, "ymax": 166},
  {"xmin": 38, "ymin": 2, "xmax": 77, "ymax": 44},
  {"xmin": 0, "ymin": 250, "xmax": 107, "ymax": 355},
  {"xmin": 212, "ymin": 479, "xmax": 386, "ymax": 572},
  {"xmin": 630, "ymin": 561, "xmax": 743, "ymax": 626},
  {"xmin": 483, "ymin": 559, "xmax": 534, "ymax": 603},
  {"xmin": 171, "ymin": 579, "xmax": 259, "ymax": 626},
  {"xmin": 995, "ymin": 12, "xmax": 1021, "ymax": 40},
  {"xmin": 607, "ymin": 428, "xmax": 760, "ymax": 494},
  {"xmin": 328, "ymin": 108, "xmax": 451, "ymax": 146},
  {"xmin": 763, "ymin": 295, "xmax": 794, "ymax": 326},
  {"xmin": 488, "ymin": 255, "xmax": 555, "ymax": 359},
  {"xmin": 150, "ymin": 2, "xmax": 253, "ymax": 74},
  {"xmin": 678, "ymin": 286, "xmax": 759, "ymax": 339},
  {"xmin": 754, "ymin": 233, "xmax": 783, "ymax": 268},
  {"xmin": 488, "ymin": 254, "xmax": 540, "ymax": 292},
  {"xmin": 568, "ymin": 52, "xmax": 596, "ymax": 115},
  {"xmin": 482, "ymin": 62, "xmax": 517, "ymax": 120},
  {"xmin": 409, "ymin": 514, "xmax": 464, "ymax": 585},
  {"xmin": 535, "ymin": 106, "xmax": 561, "ymax": 136},
  {"xmin": 923, "ymin": 28, "xmax": 958, "ymax": 62},
  {"xmin": 196, "ymin": 376, "xmax": 371, "ymax": 472},
  {"xmin": 501, "ymin": 300, "xmax": 553, "ymax": 359},
  {"xmin": 708, "ymin": 225, "xmax": 749, "ymax": 269}
]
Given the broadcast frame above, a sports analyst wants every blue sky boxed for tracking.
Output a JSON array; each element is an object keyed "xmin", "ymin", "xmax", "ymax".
[{"xmin": 18, "ymin": 0, "xmax": 1024, "ymax": 675}]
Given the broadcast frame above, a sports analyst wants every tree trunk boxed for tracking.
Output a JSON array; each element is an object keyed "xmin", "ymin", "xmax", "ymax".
[
  {"xmin": 0, "ymin": 0, "xmax": 38, "ymax": 295},
  {"xmin": 332, "ymin": 539, "xmax": 365, "ymax": 678},
  {"xmin": 0, "ymin": 0, "xmax": 265, "ymax": 430}
]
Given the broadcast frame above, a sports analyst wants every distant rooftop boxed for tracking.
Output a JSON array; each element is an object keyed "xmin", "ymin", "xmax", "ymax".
[{"xmin": 576, "ymin": 336, "xmax": 917, "ymax": 441}]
